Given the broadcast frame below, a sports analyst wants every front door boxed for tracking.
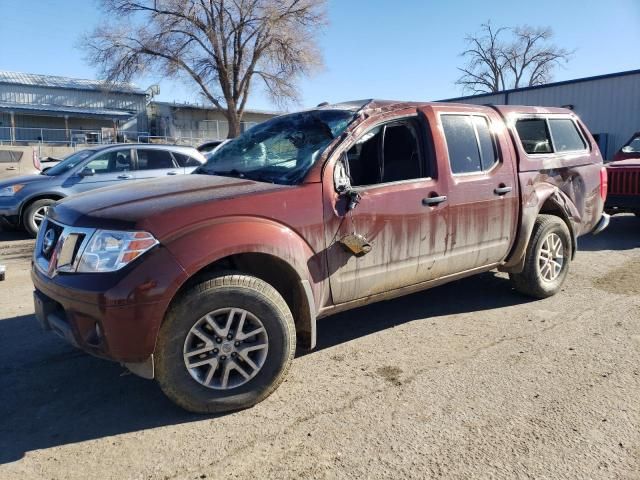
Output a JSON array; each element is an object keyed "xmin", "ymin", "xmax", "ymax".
[
  {"xmin": 63, "ymin": 148, "xmax": 136, "ymax": 194},
  {"xmin": 324, "ymin": 112, "xmax": 449, "ymax": 304}
]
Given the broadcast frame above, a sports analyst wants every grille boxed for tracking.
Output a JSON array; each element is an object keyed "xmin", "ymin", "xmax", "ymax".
[
  {"xmin": 34, "ymin": 219, "xmax": 95, "ymax": 277},
  {"xmin": 40, "ymin": 220, "xmax": 64, "ymax": 261},
  {"xmin": 607, "ymin": 168, "xmax": 640, "ymax": 196}
]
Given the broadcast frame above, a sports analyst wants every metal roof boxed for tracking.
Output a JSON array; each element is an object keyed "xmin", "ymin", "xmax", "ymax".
[
  {"xmin": 441, "ymin": 68, "xmax": 640, "ymax": 102},
  {"xmin": 0, "ymin": 101, "xmax": 137, "ymax": 118},
  {"xmin": 0, "ymin": 71, "xmax": 145, "ymax": 95},
  {"xmin": 152, "ymin": 100, "xmax": 282, "ymax": 116}
]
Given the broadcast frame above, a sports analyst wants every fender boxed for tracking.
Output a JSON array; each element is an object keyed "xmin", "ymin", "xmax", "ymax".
[
  {"xmin": 163, "ymin": 215, "xmax": 324, "ymax": 348},
  {"xmin": 501, "ymin": 182, "xmax": 579, "ymax": 273}
]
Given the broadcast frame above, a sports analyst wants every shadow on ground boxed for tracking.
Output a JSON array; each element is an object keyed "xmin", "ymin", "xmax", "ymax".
[
  {"xmin": 0, "ymin": 271, "xmax": 530, "ymax": 464},
  {"xmin": 1, "ymin": 214, "xmax": 636, "ymax": 463},
  {"xmin": 579, "ymin": 214, "xmax": 639, "ymax": 251}
]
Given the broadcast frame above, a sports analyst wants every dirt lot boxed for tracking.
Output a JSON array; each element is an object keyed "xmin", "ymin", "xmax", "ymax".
[{"xmin": 1, "ymin": 216, "xmax": 639, "ymax": 480}]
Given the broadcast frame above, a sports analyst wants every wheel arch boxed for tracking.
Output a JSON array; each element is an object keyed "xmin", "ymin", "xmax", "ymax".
[
  {"xmin": 501, "ymin": 185, "xmax": 578, "ymax": 273},
  {"xmin": 19, "ymin": 193, "xmax": 65, "ymax": 219},
  {"xmin": 163, "ymin": 218, "xmax": 324, "ymax": 350}
]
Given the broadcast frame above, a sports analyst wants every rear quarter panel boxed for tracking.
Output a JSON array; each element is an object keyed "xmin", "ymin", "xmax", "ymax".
[{"xmin": 494, "ymin": 107, "xmax": 604, "ymax": 268}]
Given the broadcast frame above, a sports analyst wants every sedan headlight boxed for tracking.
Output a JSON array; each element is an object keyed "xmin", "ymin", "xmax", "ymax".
[
  {"xmin": 77, "ymin": 230, "xmax": 158, "ymax": 273},
  {"xmin": 0, "ymin": 184, "xmax": 25, "ymax": 197}
]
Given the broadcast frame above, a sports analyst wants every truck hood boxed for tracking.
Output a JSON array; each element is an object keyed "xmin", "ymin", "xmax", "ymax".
[{"xmin": 50, "ymin": 173, "xmax": 290, "ymax": 230}]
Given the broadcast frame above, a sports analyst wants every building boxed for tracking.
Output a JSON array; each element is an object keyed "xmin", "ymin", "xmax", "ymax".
[
  {"xmin": 441, "ymin": 69, "xmax": 640, "ymax": 159},
  {"xmin": 0, "ymin": 70, "xmax": 148, "ymax": 145},
  {"xmin": 148, "ymin": 101, "xmax": 280, "ymax": 142}
]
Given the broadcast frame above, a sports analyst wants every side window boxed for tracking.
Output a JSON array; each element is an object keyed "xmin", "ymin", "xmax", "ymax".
[
  {"xmin": 137, "ymin": 149, "xmax": 176, "ymax": 170},
  {"xmin": 548, "ymin": 119, "xmax": 586, "ymax": 152},
  {"xmin": 84, "ymin": 150, "xmax": 132, "ymax": 174},
  {"xmin": 473, "ymin": 116, "xmax": 499, "ymax": 170},
  {"xmin": 441, "ymin": 115, "xmax": 482, "ymax": 174},
  {"xmin": 346, "ymin": 119, "xmax": 423, "ymax": 186},
  {"xmin": 173, "ymin": 152, "xmax": 203, "ymax": 167},
  {"xmin": 515, "ymin": 119, "xmax": 553, "ymax": 154}
]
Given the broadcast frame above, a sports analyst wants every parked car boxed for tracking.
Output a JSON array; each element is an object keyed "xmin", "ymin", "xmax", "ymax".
[
  {"xmin": 32, "ymin": 100, "xmax": 608, "ymax": 413},
  {"xmin": 0, "ymin": 144, "xmax": 205, "ymax": 236},
  {"xmin": 612, "ymin": 131, "xmax": 640, "ymax": 162},
  {"xmin": 605, "ymin": 158, "xmax": 640, "ymax": 216}
]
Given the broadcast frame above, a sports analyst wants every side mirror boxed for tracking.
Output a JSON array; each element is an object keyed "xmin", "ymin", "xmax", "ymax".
[
  {"xmin": 333, "ymin": 155, "xmax": 351, "ymax": 194},
  {"xmin": 621, "ymin": 146, "xmax": 633, "ymax": 153},
  {"xmin": 79, "ymin": 167, "xmax": 95, "ymax": 177}
]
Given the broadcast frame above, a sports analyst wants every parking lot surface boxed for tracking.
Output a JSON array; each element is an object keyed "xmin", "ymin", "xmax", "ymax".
[{"xmin": 1, "ymin": 216, "xmax": 639, "ymax": 479}]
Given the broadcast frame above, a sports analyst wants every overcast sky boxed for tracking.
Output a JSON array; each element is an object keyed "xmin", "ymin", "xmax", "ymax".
[{"xmin": 1, "ymin": 0, "xmax": 639, "ymax": 111}]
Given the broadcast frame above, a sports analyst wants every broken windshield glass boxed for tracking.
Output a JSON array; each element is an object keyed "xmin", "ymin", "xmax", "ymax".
[{"xmin": 196, "ymin": 109, "xmax": 356, "ymax": 184}]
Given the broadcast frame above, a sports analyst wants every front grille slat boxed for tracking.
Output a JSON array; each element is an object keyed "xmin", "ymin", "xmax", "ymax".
[{"xmin": 606, "ymin": 167, "xmax": 640, "ymax": 196}]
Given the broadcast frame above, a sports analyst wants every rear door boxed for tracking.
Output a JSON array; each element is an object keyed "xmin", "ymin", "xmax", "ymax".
[
  {"xmin": 172, "ymin": 151, "xmax": 205, "ymax": 174},
  {"xmin": 135, "ymin": 148, "xmax": 181, "ymax": 180},
  {"xmin": 434, "ymin": 105, "xmax": 518, "ymax": 273}
]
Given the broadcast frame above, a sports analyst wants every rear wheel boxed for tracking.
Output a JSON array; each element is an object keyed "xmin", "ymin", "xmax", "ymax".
[
  {"xmin": 155, "ymin": 273, "xmax": 296, "ymax": 413},
  {"xmin": 23, "ymin": 199, "xmax": 56, "ymax": 237},
  {"xmin": 509, "ymin": 215, "xmax": 572, "ymax": 299}
]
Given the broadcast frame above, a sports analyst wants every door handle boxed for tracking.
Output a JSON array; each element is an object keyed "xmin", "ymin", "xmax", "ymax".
[
  {"xmin": 117, "ymin": 174, "xmax": 132, "ymax": 179},
  {"xmin": 166, "ymin": 171, "xmax": 178, "ymax": 175},
  {"xmin": 422, "ymin": 195, "xmax": 447, "ymax": 206},
  {"xmin": 494, "ymin": 186, "xmax": 513, "ymax": 195}
]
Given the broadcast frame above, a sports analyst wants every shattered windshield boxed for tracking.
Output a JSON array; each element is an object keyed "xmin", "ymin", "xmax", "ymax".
[{"xmin": 196, "ymin": 109, "xmax": 355, "ymax": 184}]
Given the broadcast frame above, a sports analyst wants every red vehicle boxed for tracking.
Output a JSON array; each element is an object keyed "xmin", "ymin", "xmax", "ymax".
[
  {"xmin": 32, "ymin": 100, "xmax": 609, "ymax": 413},
  {"xmin": 612, "ymin": 131, "xmax": 640, "ymax": 162},
  {"xmin": 605, "ymin": 158, "xmax": 640, "ymax": 216}
]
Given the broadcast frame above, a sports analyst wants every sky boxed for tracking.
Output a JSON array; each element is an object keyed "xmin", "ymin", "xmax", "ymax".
[{"xmin": 1, "ymin": 0, "xmax": 639, "ymax": 112}]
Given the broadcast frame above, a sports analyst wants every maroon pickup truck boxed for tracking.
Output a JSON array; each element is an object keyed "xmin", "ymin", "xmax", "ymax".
[{"xmin": 32, "ymin": 100, "xmax": 609, "ymax": 413}]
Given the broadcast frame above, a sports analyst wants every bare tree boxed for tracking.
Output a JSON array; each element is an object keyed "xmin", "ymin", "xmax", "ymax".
[
  {"xmin": 456, "ymin": 22, "xmax": 572, "ymax": 94},
  {"xmin": 83, "ymin": 0, "xmax": 327, "ymax": 137}
]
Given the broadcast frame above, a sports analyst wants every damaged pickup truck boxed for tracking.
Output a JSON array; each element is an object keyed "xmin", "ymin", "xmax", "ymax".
[{"xmin": 32, "ymin": 100, "xmax": 609, "ymax": 413}]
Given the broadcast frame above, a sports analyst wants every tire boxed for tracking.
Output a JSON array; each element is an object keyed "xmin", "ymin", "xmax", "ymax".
[
  {"xmin": 509, "ymin": 215, "xmax": 572, "ymax": 299},
  {"xmin": 22, "ymin": 198, "xmax": 56, "ymax": 237},
  {"xmin": 155, "ymin": 273, "xmax": 296, "ymax": 414}
]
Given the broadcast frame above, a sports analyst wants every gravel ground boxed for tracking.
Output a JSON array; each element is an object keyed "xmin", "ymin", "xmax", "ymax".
[{"xmin": 0, "ymin": 215, "xmax": 639, "ymax": 480}]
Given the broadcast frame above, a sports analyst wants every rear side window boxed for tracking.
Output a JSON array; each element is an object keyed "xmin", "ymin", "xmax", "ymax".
[
  {"xmin": 137, "ymin": 149, "xmax": 176, "ymax": 170},
  {"xmin": 548, "ymin": 119, "xmax": 586, "ymax": 152},
  {"xmin": 441, "ymin": 115, "xmax": 499, "ymax": 174},
  {"xmin": 515, "ymin": 119, "xmax": 552, "ymax": 154},
  {"xmin": 173, "ymin": 152, "xmax": 203, "ymax": 167}
]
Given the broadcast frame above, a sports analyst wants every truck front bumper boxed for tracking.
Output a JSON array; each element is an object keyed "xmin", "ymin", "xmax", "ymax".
[{"xmin": 31, "ymin": 245, "xmax": 188, "ymax": 366}]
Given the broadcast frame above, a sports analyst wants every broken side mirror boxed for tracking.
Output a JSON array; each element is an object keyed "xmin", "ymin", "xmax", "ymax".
[
  {"xmin": 334, "ymin": 154, "xmax": 362, "ymax": 212},
  {"xmin": 333, "ymin": 154, "xmax": 351, "ymax": 194}
]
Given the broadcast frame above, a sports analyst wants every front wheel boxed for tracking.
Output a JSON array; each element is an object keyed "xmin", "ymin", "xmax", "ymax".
[
  {"xmin": 509, "ymin": 215, "xmax": 572, "ymax": 299},
  {"xmin": 23, "ymin": 198, "xmax": 56, "ymax": 237},
  {"xmin": 155, "ymin": 274, "xmax": 296, "ymax": 414}
]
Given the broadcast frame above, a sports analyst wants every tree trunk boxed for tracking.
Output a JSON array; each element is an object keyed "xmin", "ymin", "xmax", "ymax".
[{"xmin": 226, "ymin": 111, "xmax": 242, "ymax": 138}]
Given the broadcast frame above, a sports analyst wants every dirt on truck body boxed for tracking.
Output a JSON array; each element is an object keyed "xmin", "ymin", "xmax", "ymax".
[{"xmin": 31, "ymin": 99, "xmax": 609, "ymax": 413}]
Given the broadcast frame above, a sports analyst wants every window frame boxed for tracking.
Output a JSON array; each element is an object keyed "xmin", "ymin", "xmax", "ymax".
[
  {"xmin": 134, "ymin": 147, "xmax": 179, "ymax": 170},
  {"xmin": 514, "ymin": 115, "xmax": 590, "ymax": 156},
  {"xmin": 439, "ymin": 112, "xmax": 502, "ymax": 177},
  {"xmin": 342, "ymin": 114, "xmax": 433, "ymax": 190}
]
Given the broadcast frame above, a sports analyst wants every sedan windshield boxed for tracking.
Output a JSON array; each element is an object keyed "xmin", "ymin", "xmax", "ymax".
[
  {"xmin": 44, "ymin": 149, "xmax": 95, "ymax": 176},
  {"xmin": 196, "ymin": 109, "xmax": 356, "ymax": 184}
]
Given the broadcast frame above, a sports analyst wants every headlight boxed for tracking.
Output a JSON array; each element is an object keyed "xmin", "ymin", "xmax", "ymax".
[
  {"xmin": 0, "ymin": 184, "xmax": 25, "ymax": 197},
  {"xmin": 77, "ymin": 230, "xmax": 158, "ymax": 272}
]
